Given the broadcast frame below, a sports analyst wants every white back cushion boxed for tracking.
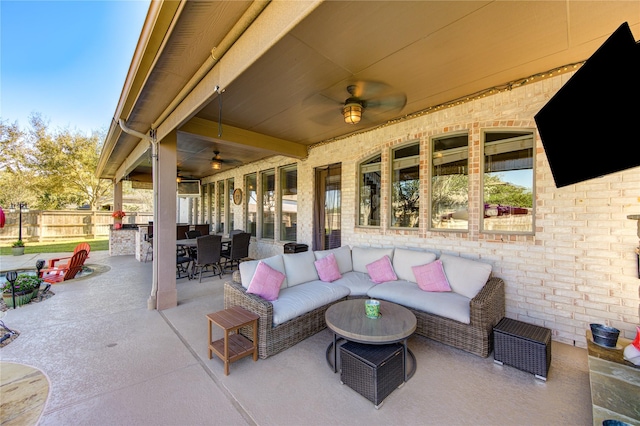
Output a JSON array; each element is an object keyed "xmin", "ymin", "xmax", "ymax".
[
  {"xmin": 351, "ymin": 246, "xmax": 394, "ymax": 274},
  {"xmin": 314, "ymin": 245, "xmax": 353, "ymax": 274},
  {"xmin": 392, "ymin": 248, "xmax": 437, "ymax": 283},
  {"xmin": 282, "ymin": 250, "xmax": 319, "ymax": 286},
  {"xmin": 439, "ymin": 254, "xmax": 492, "ymax": 299},
  {"xmin": 239, "ymin": 254, "xmax": 288, "ymax": 289}
]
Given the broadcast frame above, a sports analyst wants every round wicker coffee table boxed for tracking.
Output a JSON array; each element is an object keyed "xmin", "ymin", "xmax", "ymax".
[{"xmin": 325, "ymin": 299, "xmax": 417, "ymax": 381}]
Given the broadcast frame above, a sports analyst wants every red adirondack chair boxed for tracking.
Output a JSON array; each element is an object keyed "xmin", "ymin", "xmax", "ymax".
[
  {"xmin": 47, "ymin": 242, "xmax": 91, "ymax": 268},
  {"xmin": 41, "ymin": 250, "xmax": 89, "ymax": 284}
]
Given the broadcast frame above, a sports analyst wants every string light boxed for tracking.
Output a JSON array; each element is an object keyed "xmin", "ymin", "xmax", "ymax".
[{"xmin": 310, "ymin": 60, "xmax": 585, "ymax": 149}]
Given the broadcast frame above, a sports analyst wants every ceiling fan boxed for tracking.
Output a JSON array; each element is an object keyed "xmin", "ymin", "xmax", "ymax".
[
  {"xmin": 211, "ymin": 150, "xmax": 241, "ymax": 170},
  {"xmin": 307, "ymin": 81, "xmax": 407, "ymax": 125}
]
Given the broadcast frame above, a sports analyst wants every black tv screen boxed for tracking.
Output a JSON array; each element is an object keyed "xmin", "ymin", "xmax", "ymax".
[{"xmin": 534, "ymin": 22, "xmax": 640, "ymax": 188}]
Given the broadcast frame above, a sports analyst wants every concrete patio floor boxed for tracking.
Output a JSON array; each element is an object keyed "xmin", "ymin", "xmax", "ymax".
[{"xmin": 0, "ymin": 251, "xmax": 593, "ymax": 425}]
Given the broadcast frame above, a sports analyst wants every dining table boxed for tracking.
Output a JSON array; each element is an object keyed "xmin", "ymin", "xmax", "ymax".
[
  {"xmin": 176, "ymin": 236, "xmax": 230, "ymax": 248},
  {"xmin": 176, "ymin": 235, "xmax": 231, "ymax": 279}
]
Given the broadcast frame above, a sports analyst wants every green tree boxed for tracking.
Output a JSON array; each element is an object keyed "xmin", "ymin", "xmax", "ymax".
[
  {"xmin": 0, "ymin": 119, "xmax": 37, "ymax": 207},
  {"xmin": 0, "ymin": 114, "xmax": 112, "ymax": 210}
]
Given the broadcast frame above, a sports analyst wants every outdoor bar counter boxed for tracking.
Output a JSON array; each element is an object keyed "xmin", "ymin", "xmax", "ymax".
[{"xmin": 108, "ymin": 224, "xmax": 151, "ymax": 260}]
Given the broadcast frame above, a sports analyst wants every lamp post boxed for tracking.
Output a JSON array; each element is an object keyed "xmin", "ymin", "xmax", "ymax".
[{"xmin": 9, "ymin": 202, "xmax": 29, "ymax": 241}]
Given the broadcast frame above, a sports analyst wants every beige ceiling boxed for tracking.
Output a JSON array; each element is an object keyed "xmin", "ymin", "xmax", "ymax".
[{"xmin": 97, "ymin": 0, "xmax": 640, "ymax": 183}]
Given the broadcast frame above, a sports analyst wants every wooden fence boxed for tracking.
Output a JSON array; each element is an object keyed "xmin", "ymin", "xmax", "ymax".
[{"xmin": 0, "ymin": 210, "xmax": 153, "ymax": 243}]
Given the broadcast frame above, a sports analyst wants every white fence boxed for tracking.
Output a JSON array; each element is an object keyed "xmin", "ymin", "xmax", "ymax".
[{"xmin": 0, "ymin": 210, "xmax": 153, "ymax": 243}]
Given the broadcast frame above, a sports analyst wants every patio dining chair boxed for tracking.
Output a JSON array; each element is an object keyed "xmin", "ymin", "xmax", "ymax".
[
  {"xmin": 221, "ymin": 232, "xmax": 251, "ymax": 272},
  {"xmin": 176, "ymin": 246, "xmax": 193, "ymax": 279},
  {"xmin": 191, "ymin": 234, "xmax": 223, "ymax": 282},
  {"xmin": 225, "ymin": 230, "xmax": 244, "ymax": 253},
  {"xmin": 41, "ymin": 249, "xmax": 89, "ymax": 284},
  {"xmin": 185, "ymin": 230, "xmax": 202, "ymax": 239}
]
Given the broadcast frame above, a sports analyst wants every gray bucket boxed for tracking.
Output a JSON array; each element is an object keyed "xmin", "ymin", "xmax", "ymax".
[{"xmin": 590, "ymin": 324, "xmax": 620, "ymax": 348}]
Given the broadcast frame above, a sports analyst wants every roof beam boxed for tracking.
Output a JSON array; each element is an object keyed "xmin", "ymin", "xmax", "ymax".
[
  {"xmin": 114, "ymin": 138, "xmax": 152, "ymax": 183},
  {"xmin": 179, "ymin": 117, "xmax": 307, "ymax": 159}
]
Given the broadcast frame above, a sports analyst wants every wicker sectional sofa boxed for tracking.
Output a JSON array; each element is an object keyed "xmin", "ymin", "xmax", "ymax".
[{"xmin": 224, "ymin": 245, "xmax": 505, "ymax": 359}]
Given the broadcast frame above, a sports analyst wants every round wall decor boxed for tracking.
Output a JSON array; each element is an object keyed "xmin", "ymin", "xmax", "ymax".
[{"xmin": 233, "ymin": 188, "xmax": 243, "ymax": 205}]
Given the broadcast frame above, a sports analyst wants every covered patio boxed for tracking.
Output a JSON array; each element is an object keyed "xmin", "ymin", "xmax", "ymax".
[
  {"xmin": 96, "ymin": 0, "xmax": 640, "ymax": 356},
  {"xmin": 0, "ymin": 252, "xmax": 591, "ymax": 424}
]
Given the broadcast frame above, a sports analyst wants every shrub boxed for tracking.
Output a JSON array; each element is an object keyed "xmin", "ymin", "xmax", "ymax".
[{"xmin": 1, "ymin": 274, "xmax": 42, "ymax": 294}]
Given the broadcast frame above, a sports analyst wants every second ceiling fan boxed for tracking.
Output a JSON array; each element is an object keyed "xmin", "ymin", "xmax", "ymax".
[{"xmin": 211, "ymin": 150, "xmax": 241, "ymax": 170}]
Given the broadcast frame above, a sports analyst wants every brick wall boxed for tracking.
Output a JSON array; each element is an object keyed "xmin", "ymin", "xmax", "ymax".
[{"xmin": 202, "ymin": 71, "xmax": 640, "ymax": 347}]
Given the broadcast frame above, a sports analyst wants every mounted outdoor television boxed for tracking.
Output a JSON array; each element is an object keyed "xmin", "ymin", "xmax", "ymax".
[
  {"xmin": 177, "ymin": 180, "xmax": 201, "ymax": 197},
  {"xmin": 534, "ymin": 22, "xmax": 640, "ymax": 188}
]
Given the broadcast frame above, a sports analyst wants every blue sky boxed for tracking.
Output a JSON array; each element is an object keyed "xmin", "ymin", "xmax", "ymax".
[{"xmin": 1, "ymin": 1, "xmax": 149, "ymax": 136}]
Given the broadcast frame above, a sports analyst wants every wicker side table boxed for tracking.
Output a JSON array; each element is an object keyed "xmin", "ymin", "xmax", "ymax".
[{"xmin": 493, "ymin": 317, "xmax": 551, "ymax": 380}]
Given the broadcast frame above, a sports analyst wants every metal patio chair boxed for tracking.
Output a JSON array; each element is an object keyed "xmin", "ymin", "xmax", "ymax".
[
  {"xmin": 191, "ymin": 234, "xmax": 223, "ymax": 282},
  {"xmin": 221, "ymin": 232, "xmax": 251, "ymax": 272}
]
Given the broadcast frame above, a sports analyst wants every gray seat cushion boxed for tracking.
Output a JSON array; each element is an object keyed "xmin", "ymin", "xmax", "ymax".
[
  {"xmin": 332, "ymin": 271, "xmax": 376, "ymax": 297},
  {"xmin": 367, "ymin": 280, "xmax": 472, "ymax": 324},
  {"xmin": 271, "ymin": 281, "xmax": 350, "ymax": 326}
]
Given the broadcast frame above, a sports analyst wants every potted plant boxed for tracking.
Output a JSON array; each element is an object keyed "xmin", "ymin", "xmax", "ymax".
[
  {"xmin": 2, "ymin": 273, "xmax": 42, "ymax": 308},
  {"xmin": 11, "ymin": 239, "xmax": 25, "ymax": 256},
  {"xmin": 112, "ymin": 210, "xmax": 126, "ymax": 230}
]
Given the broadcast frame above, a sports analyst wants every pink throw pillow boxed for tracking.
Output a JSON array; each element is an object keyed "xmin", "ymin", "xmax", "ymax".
[
  {"xmin": 314, "ymin": 253, "xmax": 342, "ymax": 282},
  {"xmin": 247, "ymin": 261, "xmax": 285, "ymax": 301},
  {"xmin": 366, "ymin": 255, "xmax": 397, "ymax": 283},
  {"xmin": 412, "ymin": 260, "xmax": 452, "ymax": 292}
]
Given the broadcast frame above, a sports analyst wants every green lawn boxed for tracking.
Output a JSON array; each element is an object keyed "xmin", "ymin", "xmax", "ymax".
[{"xmin": 1, "ymin": 238, "xmax": 109, "ymax": 256}]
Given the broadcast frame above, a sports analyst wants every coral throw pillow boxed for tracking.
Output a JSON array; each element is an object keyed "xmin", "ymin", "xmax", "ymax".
[
  {"xmin": 247, "ymin": 261, "xmax": 285, "ymax": 301},
  {"xmin": 366, "ymin": 255, "xmax": 397, "ymax": 283},
  {"xmin": 314, "ymin": 253, "xmax": 342, "ymax": 282},
  {"xmin": 412, "ymin": 260, "xmax": 452, "ymax": 292}
]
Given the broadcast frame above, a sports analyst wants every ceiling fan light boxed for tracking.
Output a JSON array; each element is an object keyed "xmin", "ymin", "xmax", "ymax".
[
  {"xmin": 343, "ymin": 102, "xmax": 362, "ymax": 124},
  {"xmin": 211, "ymin": 159, "xmax": 222, "ymax": 170}
]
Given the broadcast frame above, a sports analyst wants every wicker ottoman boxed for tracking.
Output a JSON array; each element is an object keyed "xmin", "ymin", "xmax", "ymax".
[
  {"xmin": 493, "ymin": 317, "xmax": 552, "ymax": 380},
  {"xmin": 340, "ymin": 342, "xmax": 404, "ymax": 408}
]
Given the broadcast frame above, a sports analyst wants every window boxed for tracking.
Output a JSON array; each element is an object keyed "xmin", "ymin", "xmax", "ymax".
[
  {"xmin": 227, "ymin": 178, "xmax": 234, "ymax": 231},
  {"xmin": 245, "ymin": 173, "xmax": 257, "ymax": 236},
  {"xmin": 390, "ymin": 143, "xmax": 420, "ymax": 228},
  {"xmin": 205, "ymin": 183, "xmax": 213, "ymax": 225},
  {"xmin": 358, "ymin": 154, "xmax": 381, "ymax": 227},
  {"xmin": 216, "ymin": 180, "xmax": 225, "ymax": 234},
  {"xmin": 483, "ymin": 130, "xmax": 534, "ymax": 233},
  {"xmin": 431, "ymin": 133, "xmax": 469, "ymax": 230},
  {"xmin": 280, "ymin": 165, "xmax": 297, "ymax": 241},
  {"xmin": 261, "ymin": 169, "xmax": 275, "ymax": 239}
]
